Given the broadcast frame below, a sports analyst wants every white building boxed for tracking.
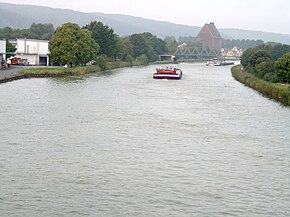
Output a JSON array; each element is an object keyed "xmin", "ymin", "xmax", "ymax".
[
  {"xmin": 14, "ymin": 38, "xmax": 50, "ymax": 65},
  {"xmin": 0, "ymin": 40, "xmax": 6, "ymax": 61}
]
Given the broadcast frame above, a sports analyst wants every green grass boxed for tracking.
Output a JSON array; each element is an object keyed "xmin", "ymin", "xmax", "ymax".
[
  {"xmin": 18, "ymin": 65, "xmax": 103, "ymax": 76},
  {"xmin": 231, "ymin": 65, "xmax": 290, "ymax": 106},
  {"xmin": 19, "ymin": 67, "xmax": 66, "ymax": 75},
  {"xmin": 0, "ymin": 61, "xmax": 134, "ymax": 84}
]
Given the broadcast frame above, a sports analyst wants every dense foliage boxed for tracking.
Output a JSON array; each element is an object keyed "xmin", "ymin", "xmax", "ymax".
[
  {"xmin": 49, "ymin": 23, "xmax": 99, "ymax": 67},
  {"xmin": 129, "ymin": 32, "xmax": 168, "ymax": 62},
  {"xmin": 222, "ymin": 39, "xmax": 264, "ymax": 49},
  {"xmin": 5, "ymin": 40, "xmax": 16, "ymax": 58},
  {"xmin": 241, "ymin": 44, "xmax": 290, "ymax": 83},
  {"xmin": 1, "ymin": 21, "xmax": 174, "ymax": 66},
  {"xmin": 275, "ymin": 53, "xmax": 290, "ymax": 83},
  {"xmin": 0, "ymin": 23, "xmax": 54, "ymax": 40},
  {"xmin": 83, "ymin": 21, "xmax": 118, "ymax": 59}
]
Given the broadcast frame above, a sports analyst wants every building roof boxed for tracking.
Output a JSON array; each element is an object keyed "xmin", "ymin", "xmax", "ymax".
[
  {"xmin": 16, "ymin": 38, "xmax": 49, "ymax": 43},
  {"xmin": 205, "ymin": 22, "xmax": 222, "ymax": 38}
]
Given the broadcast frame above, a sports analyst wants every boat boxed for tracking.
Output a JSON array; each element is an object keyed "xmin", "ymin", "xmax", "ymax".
[
  {"xmin": 153, "ymin": 66, "xmax": 182, "ymax": 79},
  {"xmin": 206, "ymin": 58, "xmax": 219, "ymax": 66},
  {"xmin": 214, "ymin": 61, "xmax": 235, "ymax": 66},
  {"xmin": 206, "ymin": 58, "xmax": 234, "ymax": 66}
]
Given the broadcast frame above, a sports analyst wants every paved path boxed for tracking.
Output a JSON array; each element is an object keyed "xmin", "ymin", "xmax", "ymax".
[{"xmin": 0, "ymin": 66, "xmax": 25, "ymax": 79}]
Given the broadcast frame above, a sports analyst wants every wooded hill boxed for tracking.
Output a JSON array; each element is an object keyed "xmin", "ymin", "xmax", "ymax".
[{"xmin": 1, "ymin": 2, "xmax": 290, "ymax": 44}]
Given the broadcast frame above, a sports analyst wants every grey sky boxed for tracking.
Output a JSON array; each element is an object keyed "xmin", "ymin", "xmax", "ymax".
[{"xmin": 1, "ymin": 0, "xmax": 290, "ymax": 34}]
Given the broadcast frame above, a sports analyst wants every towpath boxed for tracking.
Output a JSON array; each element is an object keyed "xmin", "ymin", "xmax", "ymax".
[{"xmin": 0, "ymin": 66, "xmax": 24, "ymax": 80}]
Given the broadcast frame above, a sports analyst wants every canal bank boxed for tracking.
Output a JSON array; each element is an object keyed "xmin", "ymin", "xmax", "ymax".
[
  {"xmin": 0, "ymin": 61, "xmax": 132, "ymax": 84},
  {"xmin": 231, "ymin": 65, "xmax": 290, "ymax": 106}
]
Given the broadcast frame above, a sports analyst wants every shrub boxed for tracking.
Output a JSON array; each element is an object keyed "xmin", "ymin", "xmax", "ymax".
[
  {"xmin": 135, "ymin": 54, "xmax": 149, "ymax": 65},
  {"xmin": 96, "ymin": 55, "xmax": 108, "ymax": 71},
  {"xmin": 275, "ymin": 52, "xmax": 290, "ymax": 83}
]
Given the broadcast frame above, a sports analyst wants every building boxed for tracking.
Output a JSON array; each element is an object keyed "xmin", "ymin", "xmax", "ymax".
[
  {"xmin": 0, "ymin": 40, "xmax": 6, "ymax": 60},
  {"xmin": 196, "ymin": 22, "xmax": 222, "ymax": 51},
  {"xmin": 14, "ymin": 38, "xmax": 49, "ymax": 65},
  {"xmin": 159, "ymin": 54, "xmax": 176, "ymax": 62},
  {"xmin": 221, "ymin": 47, "xmax": 243, "ymax": 58}
]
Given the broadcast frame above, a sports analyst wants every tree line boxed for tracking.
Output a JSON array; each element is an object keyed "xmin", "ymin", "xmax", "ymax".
[
  {"xmin": 241, "ymin": 44, "xmax": 290, "ymax": 83},
  {"xmin": 163, "ymin": 36, "xmax": 266, "ymax": 54},
  {"xmin": 0, "ymin": 23, "xmax": 54, "ymax": 40},
  {"xmin": 1, "ymin": 22, "xmax": 169, "ymax": 67},
  {"xmin": 49, "ymin": 22, "xmax": 169, "ymax": 67}
]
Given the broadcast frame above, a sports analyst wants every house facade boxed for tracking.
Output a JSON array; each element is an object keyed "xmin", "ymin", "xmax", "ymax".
[
  {"xmin": 196, "ymin": 22, "xmax": 222, "ymax": 51},
  {"xmin": 221, "ymin": 47, "xmax": 243, "ymax": 58},
  {"xmin": 14, "ymin": 38, "xmax": 49, "ymax": 65},
  {"xmin": 0, "ymin": 40, "xmax": 6, "ymax": 61}
]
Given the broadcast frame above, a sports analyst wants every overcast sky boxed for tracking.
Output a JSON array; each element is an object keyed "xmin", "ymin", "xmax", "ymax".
[{"xmin": 1, "ymin": 0, "xmax": 290, "ymax": 34}]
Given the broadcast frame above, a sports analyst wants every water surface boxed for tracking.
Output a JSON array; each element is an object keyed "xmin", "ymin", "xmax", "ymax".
[{"xmin": 0, "ymin": 63, "xmax": 289, "ymax": 216}]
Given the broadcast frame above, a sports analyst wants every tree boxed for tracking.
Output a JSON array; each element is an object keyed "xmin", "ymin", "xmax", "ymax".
[
  {"xmin": 140, "ymin": 32, "xmax": 168, "ymax": 61},
  {"xmin": 275, "ymin": 52, "xmax": 290, "ymax": 83},
  {"xmin": 129, "ymin": 32, "xmax": 168, "ymax": 62},
  {"xmin": 129, "ymin": 33, "xmax": 150, "ymax": 59},
  {"xmin": 116, "ymin": 37, "xmax": 133, "ymax": 61},
  {"xmin": 83, "ymin": 21, "xmax": 118, "ymax": 59},
  {"xmin": 49, "ymin": 22, "xmax": 99, "ymax": 67},
  {"xmin": 248, "ymin": 50, "xmax": 271, "ymax": 68},
  {"xmin": 136, "ymin": 54, "xmax": 149, "ymax": 65},
  {"xmin": 270, "ymin": 44, "xmax": 290, "ymax": 61},
  {"xmin": 29, "ymin": 23, "xmax": 54, "ymax": 40},
  {"xmin": 5, "ymin": 39, "xmax": 16, "ymax": 59},
  {"xmin": 255, "ymin": 59, "xmax": 275, "ymax": 80},
  {"xmin": 241, "ymin": 47, "xmax": 257, "ymax": 69},
  {"xmin": 0, "ymin": 24, "xmax": 54, "ymax": 40},
  {"xmin": 164, "ymin": 36, "xmax": 178, "ymax": 53},
  {"xmin": 0, "ymin": 27, "xmax": 14, "ymax": 39}
]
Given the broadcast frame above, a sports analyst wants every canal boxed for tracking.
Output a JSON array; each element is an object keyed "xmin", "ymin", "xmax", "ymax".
[{"xmin": 0, "ymin": 63, "xmax": 289, "ymax": 216}]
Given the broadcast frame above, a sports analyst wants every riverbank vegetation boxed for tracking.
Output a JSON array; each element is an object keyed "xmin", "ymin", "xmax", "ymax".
[
  {"xmin": 231, "ymin": 65, "xmax": 290, "ymax": 106},
  {"xmin": 47, "ymin": 21, "xmax": 169, "ymax": 67},
  {"xmin": 240, "ymin": 43, "xmax": 290, "ymax": 83},
  {"xmin": 233, "ymin": 43, "xmax": 290, "ymax": 105}
]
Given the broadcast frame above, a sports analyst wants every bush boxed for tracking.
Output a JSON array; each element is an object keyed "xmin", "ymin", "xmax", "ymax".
[
  {"xmin": 255, "ymin": 59, "xmax": 275, "ymax": 79},
  {"xmin": 96, "ymin": 55, "xmax": 108, "ymax": 71},
  {"xmin": 275, "ymin": 52, "xmax": 290, "ymax": 83},
  {"xmin": 135, "ymin": 54, "xmax": 149, "ymax": 65},
  {"xmin": 263, "ymin": 72, "xmax": 279, "ymax": 83}
]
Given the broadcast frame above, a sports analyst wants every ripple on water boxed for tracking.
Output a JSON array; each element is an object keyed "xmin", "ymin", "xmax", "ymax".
[{"xmin": 0, "ymin": 64, "xmax": 290, "ymax": 216}]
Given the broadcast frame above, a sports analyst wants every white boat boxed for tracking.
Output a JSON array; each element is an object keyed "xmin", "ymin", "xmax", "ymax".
[{"xmin": 206, "ymin": 58, "xmax": 219, "ymax": 66}]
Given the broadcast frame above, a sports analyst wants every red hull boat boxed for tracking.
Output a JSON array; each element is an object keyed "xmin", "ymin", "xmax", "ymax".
[{"xmin": 153, "ymin": 66, "xmax": 182, "ymax": 79}]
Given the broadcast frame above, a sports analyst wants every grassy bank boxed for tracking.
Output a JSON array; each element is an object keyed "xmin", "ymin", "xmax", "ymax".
[
  {"xmin": 0, "ymin": 61, "xmax": 134, "ymax": 84},
  {"xmin": 231, "ymin": 65, "xmax": 290, "ymax": 106}
]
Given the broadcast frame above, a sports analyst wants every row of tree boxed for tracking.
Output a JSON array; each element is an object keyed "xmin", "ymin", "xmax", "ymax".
[
  {"xmin": 241, "ymin": 44, "xmax": 290, "ymax": 83},
  {"xmin": 1, "ymin": 21, "xmax": 169, "ymax": 66},
  {"xmin": 0, "ymin": 23, "xmax": 54, "ymax": 40},
  {"xmin": 163, "ymin": 36, "xmax": 267, "ymax": 53},
  {"xmin": 48, "ymin": 21, "xmax": 169, "ymax": 66},
  {"xmin": 222, "ymin": 39, "xmax": 264, "ymax": 50}
]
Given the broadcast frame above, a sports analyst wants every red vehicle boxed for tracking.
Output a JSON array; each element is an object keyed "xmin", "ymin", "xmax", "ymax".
[
  {"xmin": 153, "ymin": 66, "xmax": 182, "ymax": 79},
  {"xmin": 10, "ymin": 57, "xmax": 21, "ymax": 65}
]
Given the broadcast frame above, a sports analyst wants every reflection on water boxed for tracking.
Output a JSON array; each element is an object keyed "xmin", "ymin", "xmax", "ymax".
[{"xmin": 0, "ymin": 63, "xmax": 290, "ymax": 216}]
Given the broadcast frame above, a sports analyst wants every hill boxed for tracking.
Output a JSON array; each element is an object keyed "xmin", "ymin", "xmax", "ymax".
[
  {"xmin": 220, "ymin": 28, "xmax": 290, "ymax": 45},
  {"xmin": 0, "ymin": 2, "xmax": 289, "ymax": 44}
]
